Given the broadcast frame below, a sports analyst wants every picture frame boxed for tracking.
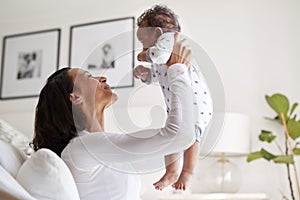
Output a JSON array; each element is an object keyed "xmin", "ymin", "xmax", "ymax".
[
  {"xmin": 69, "ymin": 17, "xmax": 135, "ymax": 89},
  {"xmin": 0, "ymin": 29, "xmax": 60, "ymax": 100}
]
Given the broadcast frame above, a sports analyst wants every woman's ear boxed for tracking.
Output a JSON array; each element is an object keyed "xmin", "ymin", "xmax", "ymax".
[
  {"xmin": 69, "ymin": 93, "xmax": 83, "ymax": 105},
  {"xmin": 155, "ymin": 27, "xmax": 163, "ymax": 37}
]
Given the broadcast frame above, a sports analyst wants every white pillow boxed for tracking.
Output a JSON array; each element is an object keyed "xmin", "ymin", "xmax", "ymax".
[
  {"xmin": 0, "ymin": 165, "xmax": 35, "ymax": 200},
  {"xmin": 16, "ymin": 148, "xmax": 80, "ymax": 200},
  {"xmin": 0, "ymin": 140, "xmax": 27, "ymax": 177},
  {"xmin": 0, "ymin": 119, "xmax": 33, "ymax": 155}
]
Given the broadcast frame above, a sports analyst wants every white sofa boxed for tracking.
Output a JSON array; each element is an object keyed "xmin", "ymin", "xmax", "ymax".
[{"xmin": 0, "ymin": 119, "xmax": 80, "ymax": 200}]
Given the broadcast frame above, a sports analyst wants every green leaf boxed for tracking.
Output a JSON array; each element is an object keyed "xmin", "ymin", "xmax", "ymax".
[
  {"xmin": 294, "ymin": 148, "xmax": 300, "ymax": 155},
  {"xmin": 259, "ymin": 130, "xmax": 276, "ymax": 143},
  {"xmin": 273, "ymin": 155, "xmax": 294, "ymax": 164},
  {"xmin": 287, "ymin": 119, "xmax": 300, "ymax": 140},
  {"xmin": 289, "ymin": 103, "xmax": 298, "ymax": 117},
  {"xmin": 264, "ymin": 116, "xmax": 282, "ymax": 125},
  {"xmin": 265, "ymin": 94, "xmax": 289, "ymax": 120},
  {"xmin": 260, "ymin": 148, "xmax": 277, "ymax": 161},
  {"xmin": 247, "ymin": 151, "xmax": 263, "ymax": 162}
]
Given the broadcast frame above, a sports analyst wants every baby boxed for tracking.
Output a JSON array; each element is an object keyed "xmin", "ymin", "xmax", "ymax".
[{"xmin": 134, "ymin": 5, "xmax": 213, "ymax": 191}]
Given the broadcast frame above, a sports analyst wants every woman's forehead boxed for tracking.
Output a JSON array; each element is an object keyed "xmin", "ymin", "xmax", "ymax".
[{"xmin": 68, "ymin": 68, "xmax": 84, "ymax": 81}]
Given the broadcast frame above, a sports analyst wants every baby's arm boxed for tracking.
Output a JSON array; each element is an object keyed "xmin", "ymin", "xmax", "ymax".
[
  {"xmin": 135, "ymin": 48, "xmax": 153, "ymax": 83},
  {"xmin": 133, "ymin": 65, "xmax": 159, "ymax": 84},
  {"xmin": 133, "ymin": 65, "xmax": 150, "ymax": 82}
]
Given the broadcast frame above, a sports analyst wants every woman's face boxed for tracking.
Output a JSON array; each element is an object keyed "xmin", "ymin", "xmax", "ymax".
[{"xmin": 68, "ymin": 68, "xmax": 117, "ymax": 109}]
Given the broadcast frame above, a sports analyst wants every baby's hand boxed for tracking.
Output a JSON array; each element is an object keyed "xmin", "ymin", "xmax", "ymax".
[{"xmin": 133, "ymin": 65, "xmax": 149, "ymax": 81}]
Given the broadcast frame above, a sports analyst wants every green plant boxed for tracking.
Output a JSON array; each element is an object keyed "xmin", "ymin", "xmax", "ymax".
[{"xmin": 247, "ymin": 93, "xmax": 300, "ymax": 200}]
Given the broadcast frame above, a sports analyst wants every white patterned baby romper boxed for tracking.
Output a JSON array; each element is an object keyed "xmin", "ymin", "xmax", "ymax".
[{"xmin": 143, "ymin": 32, "xmax": 213, "ymax": 140}]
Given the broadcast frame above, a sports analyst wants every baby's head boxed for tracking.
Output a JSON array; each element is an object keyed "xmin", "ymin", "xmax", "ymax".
[
  {"xmin": 137, "ymin": 5, "xmax": 181, "ymax": 51},
  {"xmin": 137, "ymin": 5, "xmax": 181, "ymax": 32}
]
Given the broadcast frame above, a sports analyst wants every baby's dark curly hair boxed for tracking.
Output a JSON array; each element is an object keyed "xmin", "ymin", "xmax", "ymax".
[{"xmin": 137, "ymin": 5, "xmax": 181, "ymax": 32}]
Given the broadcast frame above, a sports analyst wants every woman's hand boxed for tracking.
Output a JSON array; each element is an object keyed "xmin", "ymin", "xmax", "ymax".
[{"xmin": 166, "ymin": 33, "xmax": 191, "ymax": 68}]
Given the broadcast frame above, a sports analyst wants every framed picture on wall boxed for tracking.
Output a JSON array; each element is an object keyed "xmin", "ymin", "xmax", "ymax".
[
  {"xmin": 69, "ymin": 17, "xmax": 135, "ymax": 89},
  {"xmin": 0, "ymin": 29, "xmax": 60, "ymax": 100}
]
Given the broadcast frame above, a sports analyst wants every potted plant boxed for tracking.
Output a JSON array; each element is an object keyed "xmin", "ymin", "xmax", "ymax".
[{"xmin": 247, "ymin": 93, "xmax": 300, "ymax": 199}]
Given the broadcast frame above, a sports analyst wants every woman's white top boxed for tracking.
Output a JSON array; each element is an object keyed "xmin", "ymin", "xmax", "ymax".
[{"xmin": 61, "ymin": 64, "xmax": 195, "ymax": 200}]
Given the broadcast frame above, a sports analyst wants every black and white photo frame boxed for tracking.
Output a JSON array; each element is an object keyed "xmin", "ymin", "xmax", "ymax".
[
  {"xmin": 69, "ymin": 17, "xmax": 135, "ymax": 89},
  {"xmin": 0, "ymin": 29, "xmax": 60, "ymax": 99}
]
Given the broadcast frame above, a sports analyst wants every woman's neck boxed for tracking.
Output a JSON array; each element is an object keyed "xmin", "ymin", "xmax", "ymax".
[
  {"xmin": 85, "ymin": 107, "xmax": 105, "ymax": 133},
  {"xmin": 96, "ymin": 108, "xmax": 104, "ymax": 131}
]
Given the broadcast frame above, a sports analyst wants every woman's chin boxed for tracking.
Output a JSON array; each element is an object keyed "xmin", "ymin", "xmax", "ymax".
[
  {"xmin": 105, "ymin": 93, "xmax": 118, "ymax": 108},
  {"xmin": 111, "ymin": 93, "xmax": 118, "ymax": 103}
]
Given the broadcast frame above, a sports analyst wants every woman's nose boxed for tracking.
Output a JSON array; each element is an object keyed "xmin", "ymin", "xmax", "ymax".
[{"xmin": 99, "ymin": 76, "xmax": 107, "ymax": 83}]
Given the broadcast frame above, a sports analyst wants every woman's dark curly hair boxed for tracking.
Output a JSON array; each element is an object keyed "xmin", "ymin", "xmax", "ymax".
[
  {"xmin": 137, "ymin": 4, "xmax": 181, "ymax": 32},
  {"xmin": 31, "ymin": 67, "xmax": 86, "ymax": 157}
]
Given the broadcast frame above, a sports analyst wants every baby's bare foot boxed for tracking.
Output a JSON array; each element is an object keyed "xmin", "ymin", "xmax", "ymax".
[
  {"xmin": 172, "ymin": 170, "xmax": 193, "ymax": 191},
  {"xmin": 153, "ymin": 171, "xmax": 179, "ymax": 190}
]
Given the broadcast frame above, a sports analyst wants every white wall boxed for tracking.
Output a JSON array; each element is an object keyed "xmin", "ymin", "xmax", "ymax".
[{"xmin": 0, "ymin": 0, "xmax": 299, "ymax": 199}]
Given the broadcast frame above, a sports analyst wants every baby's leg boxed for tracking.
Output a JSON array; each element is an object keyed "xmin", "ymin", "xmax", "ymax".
[
  {"xmin": 172, "ymin": 141, "xmax": 199, "ymax": 190},
  {"xmin": 153, "ymin": 153, "xmax": 180, "ymax": 190}
]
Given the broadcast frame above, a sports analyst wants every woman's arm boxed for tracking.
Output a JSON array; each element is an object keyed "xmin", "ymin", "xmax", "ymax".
[
  {"xmin": 77, "ymin": 64, "xmax": 195, "ymax": 164},
  {"xmin": 69, "ymin": 33, "xmax": 195, "ymax": 165}
]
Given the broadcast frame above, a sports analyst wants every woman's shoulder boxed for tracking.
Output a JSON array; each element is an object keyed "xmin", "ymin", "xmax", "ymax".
[{"xmin": 73, "ymin": 130, "xmax": 122, "ymax": 142}]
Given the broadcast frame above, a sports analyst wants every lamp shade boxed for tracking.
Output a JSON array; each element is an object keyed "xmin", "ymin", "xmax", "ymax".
[{"xmin": 211, "ymin": 112, "xmax": 251, "ymax": 156}]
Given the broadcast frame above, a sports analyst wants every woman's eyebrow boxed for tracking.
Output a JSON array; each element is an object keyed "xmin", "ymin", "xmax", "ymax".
[
  {"xmin": 75, "ymin": 71, "xmax": 88, "ymax": 79},
  {"xmin": 83, "ymin": 71, "xmax": 91, "ymax": 76}
]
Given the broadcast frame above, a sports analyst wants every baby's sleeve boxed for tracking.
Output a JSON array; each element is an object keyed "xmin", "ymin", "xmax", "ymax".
[
  {"xmin": 146, "ymin": 33, "xmax": 174, "ymax": 64},
  {"xmin": 141, "ymin": 64, "xmax": 160, "ymax": 84}
]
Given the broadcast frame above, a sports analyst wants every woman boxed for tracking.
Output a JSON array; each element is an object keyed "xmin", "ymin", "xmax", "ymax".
[{"xmin": 31, "ymin": 34, "xmax": 195, "ymax": 200}]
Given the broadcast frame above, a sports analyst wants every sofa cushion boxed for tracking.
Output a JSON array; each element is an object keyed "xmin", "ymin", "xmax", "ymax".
[
  {"xmin": 16, "ymin": 148, "xmax": 80, "ymax": 200},
  {"xmin": 0, "ymin": 165, "xmax": 35, "ymax": 200},
  {"xmin": 0, "ymin": 140, "xmax": 27, "ymax": 177},
  {"xmin": 0, "ymin": 119, "xmax": 32, "ymax": 155}
]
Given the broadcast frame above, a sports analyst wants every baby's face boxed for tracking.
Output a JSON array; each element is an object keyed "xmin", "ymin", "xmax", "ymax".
[
  {"xmin": 137, "ymin": 27, "xmax": 158, "ymax": 49},
  {"xmin": 137, "ymin": 27, "xmax": 158, "ymax": 62}
]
